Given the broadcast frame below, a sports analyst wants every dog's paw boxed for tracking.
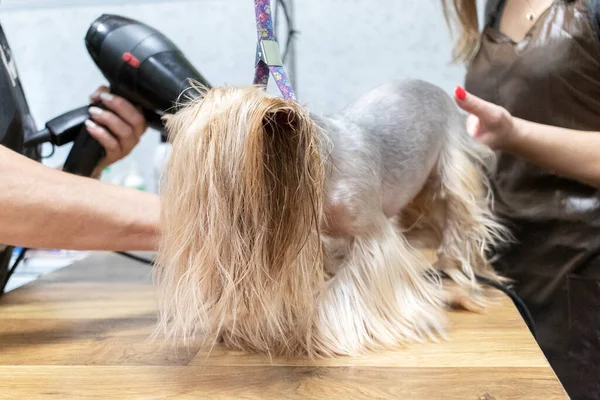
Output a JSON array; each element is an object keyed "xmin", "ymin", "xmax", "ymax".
[{"xmin": 442, "ymin": 279, "xmax": 490, "ymax": 313}]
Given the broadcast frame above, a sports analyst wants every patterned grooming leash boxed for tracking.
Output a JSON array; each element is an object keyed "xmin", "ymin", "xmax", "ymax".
[{"xmin": 253, "ymin": 0, "xmax": 296, "ymax": 100}]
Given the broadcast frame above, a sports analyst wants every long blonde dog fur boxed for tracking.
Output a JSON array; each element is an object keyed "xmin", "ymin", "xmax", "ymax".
[{"xmin": 154, "ymin": 80, "xmax": 510, "ymax": 358}]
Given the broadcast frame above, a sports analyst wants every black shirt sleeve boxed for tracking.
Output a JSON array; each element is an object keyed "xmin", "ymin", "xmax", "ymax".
[{"xmin": 0, "ymin": 22, "xmax": 36, "ymax": 158}]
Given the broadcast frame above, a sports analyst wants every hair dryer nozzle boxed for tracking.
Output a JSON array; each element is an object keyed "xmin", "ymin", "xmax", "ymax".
[
  {"xmin": 84, "ymin": 14, "xmax": 210, "ymax": 118},
  {"xmin": 62, "ymin": 14, "xmax": 212, "ymax": 178}
]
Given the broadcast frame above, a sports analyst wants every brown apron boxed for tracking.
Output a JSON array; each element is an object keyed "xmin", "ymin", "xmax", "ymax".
[{"xmin": 465, "ymin": 0, "xmax": 600, "ymax": 398}]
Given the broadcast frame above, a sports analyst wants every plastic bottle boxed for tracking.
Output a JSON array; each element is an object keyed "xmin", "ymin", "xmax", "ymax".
[
  {"xmin": 100, "ymin": 166, "xmax": 122, "ymax": 185},
  {"xmin": 122, "ymin": 161, "xmax": 146, "ymax": 191},
  {"xmin": 153, "ymin": 141, "xmax": 172, "ymax": 193}
]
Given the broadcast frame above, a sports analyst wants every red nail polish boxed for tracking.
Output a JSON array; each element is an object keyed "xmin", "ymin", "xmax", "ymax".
[{"xmin": 455, "ymin": 86, "xmax": 467, "ymax": 101}]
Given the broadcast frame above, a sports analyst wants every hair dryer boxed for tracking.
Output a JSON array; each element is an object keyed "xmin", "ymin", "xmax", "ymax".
[{"xmin": 61, "ymin": 14, "xmax": 211, "ymax": 176}]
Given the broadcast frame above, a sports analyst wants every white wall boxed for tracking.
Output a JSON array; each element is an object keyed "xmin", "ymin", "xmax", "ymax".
[{"xmin": 0, "ymin": 0, "xmax": 466, "ymax": 192}]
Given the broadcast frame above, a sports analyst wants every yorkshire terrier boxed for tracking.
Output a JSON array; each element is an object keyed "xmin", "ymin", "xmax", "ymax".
[{"xmin": 153, "ymin": 79, "xmax": 509, "ymax": 358}]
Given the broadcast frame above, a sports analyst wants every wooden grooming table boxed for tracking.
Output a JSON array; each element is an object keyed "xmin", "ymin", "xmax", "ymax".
[{"xmin": 0, "ymin": 252, "xmax": 566, "ymax": 399}]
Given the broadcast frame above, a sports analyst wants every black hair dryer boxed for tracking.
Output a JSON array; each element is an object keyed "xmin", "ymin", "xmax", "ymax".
[{"xmin": 62, "ymin": 14, "xmax": 211, "ymax": 176}]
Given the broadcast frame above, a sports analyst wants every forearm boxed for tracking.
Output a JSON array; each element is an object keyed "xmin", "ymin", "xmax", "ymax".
[
  {"xmin": 505, "ymin": 118, "xmax": 600, "ymax": 188},
  {"xmin": 0, "ymin": 146, "xmax": 159, "ymax": 251}
]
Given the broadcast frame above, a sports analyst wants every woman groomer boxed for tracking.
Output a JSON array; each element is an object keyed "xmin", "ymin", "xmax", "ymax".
[
  {"xmin": 0, "ymin": 20, "xmax": 159, "ymax": 294},
  {"xmin": 443, "ymin": 0, "xmax": 600, "ymax": 398}
]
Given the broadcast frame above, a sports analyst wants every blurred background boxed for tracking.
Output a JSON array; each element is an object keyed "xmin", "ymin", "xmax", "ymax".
[
  {"xmin": 0, "ymin": 0, "xmax": 474, "ymax": 193},
  {"xmin": 0, "ymin": 0, "xmax": 483, "ymax": 289}
]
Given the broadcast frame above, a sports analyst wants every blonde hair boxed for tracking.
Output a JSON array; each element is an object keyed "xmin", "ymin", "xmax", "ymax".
[
  {"xmin": 441, "ymin": 0, "xmax": 480, "ymax": 63},
  {"xmin": 153, "ymin": 84, "xmax": 327, "ymax": 356}
]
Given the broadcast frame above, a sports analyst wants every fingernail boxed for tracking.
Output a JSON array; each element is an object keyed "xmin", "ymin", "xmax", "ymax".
[
  {"xmin": 89, "ymin": 90, "xmax": 100, "ymax": 101},
  {"xmin": 455, "ymin": 85, "xmax": 467, "ymax": 101},
  {"xmin": 85, "ymin": 119, "xmax": 98, "ymax": 129},
  {"xmin": 100, "ymin": 92, "xmax": 114, "ymax": 101},
  {"xmin": 89, "ymin": 106, "xmax": 103, "ymax": 116}
]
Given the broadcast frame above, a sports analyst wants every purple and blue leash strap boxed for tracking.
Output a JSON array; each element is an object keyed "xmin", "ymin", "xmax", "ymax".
[{"xmin": 253, "ymin": 0, "xmax": 296, "ymax": 101}]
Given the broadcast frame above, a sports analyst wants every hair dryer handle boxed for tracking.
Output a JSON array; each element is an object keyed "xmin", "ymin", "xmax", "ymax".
[{"xmin": 62, "ymin": 109, "xmax": 106, "ymax": 177}]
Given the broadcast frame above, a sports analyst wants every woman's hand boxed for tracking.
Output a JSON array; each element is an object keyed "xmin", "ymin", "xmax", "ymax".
[
  {"xmin": 86, "ymin": 85, "xmax": 148, "ymax": 179},
  {"xmin": 453, "ymin": 85, "xmax": 600, "ymax": 188},
  {"xmin": 453, "ymin": 86, "xmax": 517, "ymax": 150}
]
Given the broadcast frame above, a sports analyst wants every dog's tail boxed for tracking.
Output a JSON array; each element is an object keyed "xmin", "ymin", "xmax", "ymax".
[
  {"xmin": 435, "ymin": 108, "xmax": 512, "ymax": 283},
  {"xmin": 153, "ymin": 86, "xmax": 326, "ymax": 356}
]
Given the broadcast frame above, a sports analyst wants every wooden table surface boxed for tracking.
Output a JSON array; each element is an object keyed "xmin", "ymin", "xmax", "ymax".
[{"xmin": 0, "ymin": 252, "xmax": 566, "ymax": 399}]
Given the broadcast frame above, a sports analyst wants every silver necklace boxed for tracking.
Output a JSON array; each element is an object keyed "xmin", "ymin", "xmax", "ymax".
[{"xmin": 526, "ymin": 0, "xmax": 535, "ymax": 21}]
